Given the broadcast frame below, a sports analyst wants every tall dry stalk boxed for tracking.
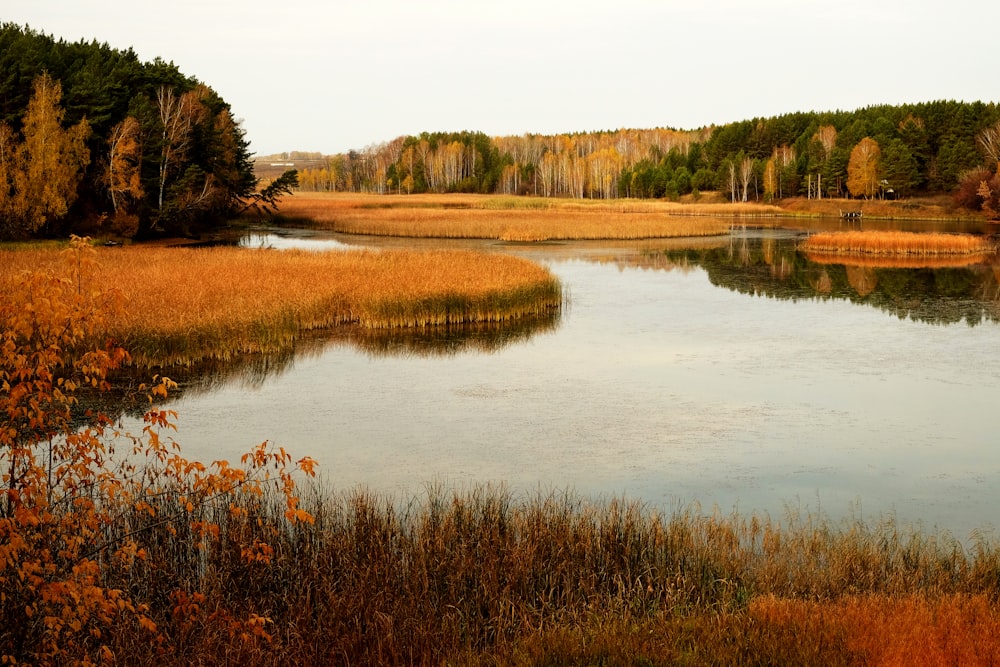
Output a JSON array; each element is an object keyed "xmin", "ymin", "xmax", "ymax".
[{"xmin": 97, "ymin": 484, "xmax": 1000, "ymax": 664}]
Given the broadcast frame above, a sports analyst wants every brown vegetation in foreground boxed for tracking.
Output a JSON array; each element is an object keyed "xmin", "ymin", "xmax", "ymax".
[
  {"xmin": 7, "ymin": 437, "xmax": 1000, "ymax": 667},
  {"xmin": 1, "ymin": 254, "xmax": 316, "ymax": 666},
  {"xmin": 801, "ymin": 230, "xmax": 997, "ymax": 257},
  {"xmin": 73, "ymin": 485, "xmax": 1000, "ymax": 665},
  {"xmin": 0, "ymin": 241, "xmax": 561, "ymax": 366},
  {"xmin": 276, "ymin": 192, "xmax": 776, "ymax": 241}
]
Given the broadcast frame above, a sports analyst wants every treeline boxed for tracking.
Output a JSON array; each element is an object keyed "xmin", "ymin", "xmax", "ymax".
[
  {"xmin": 0, "ymin": 24, "xmax": 273, "ymax": 240},
  {"xmin": 298, "ymin": 102, "xmax": 1000, "ymax": 210}
]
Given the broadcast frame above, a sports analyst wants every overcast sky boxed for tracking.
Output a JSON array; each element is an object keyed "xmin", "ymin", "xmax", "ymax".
[{"xmin": 8, "ymin": 1, "xmax": 998, "ymax": 156}]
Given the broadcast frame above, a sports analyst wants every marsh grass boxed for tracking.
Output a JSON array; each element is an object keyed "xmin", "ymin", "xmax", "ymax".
[
  {"xmin": 0, "ymin": 245, "xmax": 561, "ymax": 366},
  {"xmin": 801, "ymin": 230, "xmax": 997, "ymax": 257},
  {"xmin": 479, "ymin": 196, "xmax": 552, "ymax": 210},
  {"xmin": 96, "ymin": 484, "xmax": 1000, "ymax": 665},
  {"xmin": 276, "ymin": 192, "xmax": 779, "ymax": 241}
]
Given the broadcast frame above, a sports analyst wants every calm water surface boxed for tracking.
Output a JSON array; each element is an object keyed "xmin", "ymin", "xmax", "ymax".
[{"xmin": 156, "ymin": 227, "xmax": 1000, "ymax": 538}]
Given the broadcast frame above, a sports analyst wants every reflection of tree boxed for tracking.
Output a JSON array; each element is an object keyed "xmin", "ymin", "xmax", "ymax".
[
  {"xmin": 659, "ymin": 238, "xmax": 1000, "ymax": 327},
  {"xmin": 845, "ymin": 265, "xmax": 877, "ymax": 297},
  {"xmin": 76, "ymin": 342, "xmax": 309, "ymax": 425}
]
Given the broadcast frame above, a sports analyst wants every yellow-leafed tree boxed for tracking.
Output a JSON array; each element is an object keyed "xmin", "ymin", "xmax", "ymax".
[
  {"xmin": 763, "ymin": 158, "xmax": 777, "ymax": 202},
  {"xmin": 847, "ymin": 137, "xmax": 882, "ymax": 199},
  {"xmin": 0, "ymin": 73, "xmax": 90, "ymax": 236},
  {"xmin": 105, "ymin": 116, "xmax": 144, "ymax": 213}
]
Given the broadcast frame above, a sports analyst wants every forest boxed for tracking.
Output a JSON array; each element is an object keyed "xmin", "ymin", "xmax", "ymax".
[
  {"xmin": 3, "ymin": 20, "xmax": 1000, "ymax": 242},
  {"xmin": 0, "ymin": 23, "xmax": 295, "ymax": 241},
  {"xmin": 294, "ymin": 104, "xmax": 1000, "ymax": 212}
]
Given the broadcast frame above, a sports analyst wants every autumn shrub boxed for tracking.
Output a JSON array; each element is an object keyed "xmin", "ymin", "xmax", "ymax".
[
  {"xmin": 955, "ymin": 167, "xmax": 1000, "ymax": 215},
  {"xmin": 0, "ymin": 237, "xmax": 316, "ymax": 665}
]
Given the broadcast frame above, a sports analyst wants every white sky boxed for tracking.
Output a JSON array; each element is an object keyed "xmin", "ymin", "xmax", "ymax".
[{"xmin": 8, "ymin": 1, "xmax": 998, "ymax": 156}]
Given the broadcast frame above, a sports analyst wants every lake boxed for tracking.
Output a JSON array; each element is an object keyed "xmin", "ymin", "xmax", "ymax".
[{"xmin": 146, "ymin": 224, "xmax": 1000, "ymax": 539}]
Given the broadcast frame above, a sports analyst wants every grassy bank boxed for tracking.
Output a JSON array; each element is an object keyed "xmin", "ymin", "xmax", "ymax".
[
  {"xmin": 56, "ymin": 484, "xmax": 1000, "ymax": 665},
  {"xmin": 0, "ymin": 243, "xmax": 562, "ymax": 366},
  {"xmin": 276, "ymin": 192, "xmax": 771, "ymax": 240},
  {"xmin": 778, "ymin": 195, "xmax": 980, "ymax": 221}
]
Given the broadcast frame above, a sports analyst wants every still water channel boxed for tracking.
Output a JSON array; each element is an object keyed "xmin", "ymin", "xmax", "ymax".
[{"xmin": 154, "ymin": 225, "xmax": 1000, "ymax": 539}]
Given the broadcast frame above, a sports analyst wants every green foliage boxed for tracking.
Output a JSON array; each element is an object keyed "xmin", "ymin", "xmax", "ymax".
[
  {"xmin": 237, "ymin": 169, "xmax": 299, "ymax": 216},
  {"xmin": 881, "ymin": 139, "xmax": 921, "ymax": 197},
  {"xmin": 0, "ymin": 24, "xmax": 258, "ymax": 240},
  {"xmin": 691, "ymin": 167, "xmax": 716, "ymax": 192},
  {"xmin": 933, "ymin": 138, "xmax": 983, "ymax": 191}
]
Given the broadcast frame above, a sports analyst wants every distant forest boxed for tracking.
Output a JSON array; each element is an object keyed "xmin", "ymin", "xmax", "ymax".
[
  {"xmin": 3, "ymin": 23, "xmax": 1000, "ymax": 242},
  {"xmin": 0, "ymin": 24, "xmax": 295, "ymax": 241},
  {"xmin": 292, "ymin": 103, "xmax": 1000, "ymax": 212}
]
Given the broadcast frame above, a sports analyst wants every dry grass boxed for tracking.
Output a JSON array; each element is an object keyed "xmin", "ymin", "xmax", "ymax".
[
  {"xmin": 801, "ymin": 230, "xmax": 997, "ymax": 257},
  {"xmin": 88, "ymin": 485, "xmax": 1000, "ymax": 665},
  {"xmin": 751, "ymin": 594, "xmax": 1000, "ymax": 666},
  {"xmin": 276, "ymin": 192, "xmax": 779, "ymax": 240},
  {"xmin": 0, "ymin": 244, "xmax": 561, "ymax": 366}
]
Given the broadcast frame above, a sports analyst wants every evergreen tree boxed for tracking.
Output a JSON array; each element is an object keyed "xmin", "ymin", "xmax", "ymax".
[
  {"xmin": 881, "ymin": 139, "xmax": 920, "ymax": 198},
  {"xmin": 0, "ymin": 23, "xmax": 259, "ymax": 240}
]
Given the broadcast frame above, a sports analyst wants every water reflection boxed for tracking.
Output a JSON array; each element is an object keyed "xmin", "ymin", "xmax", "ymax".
[
  {"xmin": 657, "ymin": 233, "xmax": 1000, "ymax": 327},
  {"xmin": 336, "ymin": 316, "xmax": 560, "ymax": 359},
  {"xmin": 238, "ymin": 231, "xmax": 355, "ymax": 252},
  {"xmin": 103, "ymin": 226, "xmax": 1000, "ymax": 538},
  {"xmin": 102, "ymin": 312, "xmax": 562, "ymax": 419}
]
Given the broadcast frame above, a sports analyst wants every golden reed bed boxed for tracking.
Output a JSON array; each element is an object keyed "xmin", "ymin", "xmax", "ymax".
[
  {"xmin": 275, "ymin": 192, "xmax": 778, "ymax": 240},
  {"xmin": 801, "ymin": 230, "xmax": 997, "ymax": 257},
  {"xmin": 1, "ymin": 243, "xmax": 561, "ymax": 366}
]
